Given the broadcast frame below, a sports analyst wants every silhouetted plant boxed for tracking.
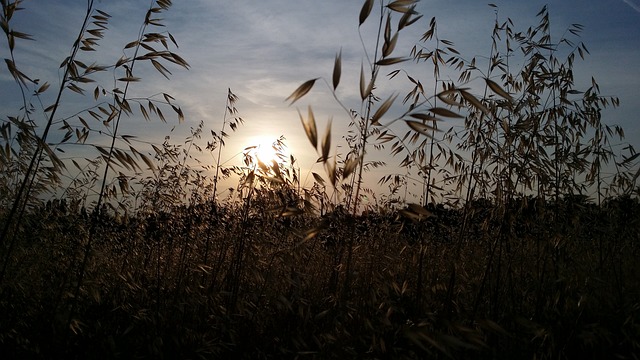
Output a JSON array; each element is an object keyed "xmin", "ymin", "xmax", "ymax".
[{"xmin": 1, "ymin": 1, "xmax": 639, "ymax": 359}]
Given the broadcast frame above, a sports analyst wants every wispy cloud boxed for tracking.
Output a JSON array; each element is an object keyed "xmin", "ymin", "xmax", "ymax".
[{"xmin": 623, "ymin": 0, "xmax": 640, "ymax": 13}]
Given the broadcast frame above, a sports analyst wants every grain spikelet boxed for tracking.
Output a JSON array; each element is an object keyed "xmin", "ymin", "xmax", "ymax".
[
  {"xmin": 333, "ymin": 49, "xmax": 341, "ymax": 90},
  {"xmin": 405, "ymin": 120, "xmax": 438, "ymax": 137},
  {"xmin": 437, "ymin": 90, "xmax": 464, "ymax": 107},
  {"xmin": 376, "ymin": 57, "xmax": 408, "ymax": 66},
  {"xmin": 327, "ymin": 154, "xmax": 337, "ymax": 186},
  {"xmin": 299, "ymin": 106, "xmax": 318, "ymax": 149},
  {"xmin": 321, "ymin": 119, "xmax": 332, "ymax": 162},
  {"xmin": 398, "ymin": 8, "xmax": 422, "ymax": 30},
  {"xmin": 371, "ymin": 94, "xmax": 398, "ymax": 125},
  {"xmin": 383, "ymin": 32, "xmax": 399, "ymax": 58},
  {"xmin": 36, "ymin": 82, "xmax": 50, "ymax": 94},
  {"xmin": 343, "ymin": 155, "xmax": 362, "ymax": 180},
  {"xmin": 312, "ymin": 172, "xmax": 325, "ymax": 185},
  {"xmin": 485, "ymin": 78, "xmax": 513, "ymax": 102},
  {"xmin": 140, "ymin": 153, "xmax": 156, "ymax": 172},
  {"xmin": 286, "ymin": 78, "xmax": 318, "ymax": 105},
  {"xmin": 359, "ymin": 64, "xmax": 370, "ymax": 100},
  {"xmin": 429, "ymin": 107, "xmax": 463, "ymax": 118},
  {"xmin": 410, "ymin": 113, "xmax": 439, "ymax": 122},
  {"xmin": 118, "ymin": 76, "xmax": 141, "ymax": 82},
  {"xmin": 359, "ymin": 0, "xmax": 374, "ymax": 26},
  {"xmin": 408, "ymin": 203, "xmax": 432, "ymax": 217},
  {"xmin": 460, "ymin": 90, "xmax": 490, "ymax": 114}
]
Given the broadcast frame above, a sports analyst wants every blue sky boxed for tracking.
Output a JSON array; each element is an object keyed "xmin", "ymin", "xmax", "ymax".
[{"xmin": 1, "ymin": 0, "xmax": 639, "ymax": 205}]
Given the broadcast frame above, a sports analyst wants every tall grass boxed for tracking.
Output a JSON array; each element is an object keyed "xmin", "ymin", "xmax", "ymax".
[{"xmin": 1, "ymin": 0, "xmax": 639, "ymax": 359}]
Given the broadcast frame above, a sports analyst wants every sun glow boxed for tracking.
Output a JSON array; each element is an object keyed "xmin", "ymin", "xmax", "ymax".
[
  {"xmin": 255, "ymin": 142, "xmax": 278, "ymax": 163},
  {"xmin": 245, "ymin": 136, "xmax": 289, "ymax": 166}
]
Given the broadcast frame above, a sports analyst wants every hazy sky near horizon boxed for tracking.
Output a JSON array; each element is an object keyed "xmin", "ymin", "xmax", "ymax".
[{"xmin": 1, "ymin": 0, "xmax": 639, "ymax": 203}]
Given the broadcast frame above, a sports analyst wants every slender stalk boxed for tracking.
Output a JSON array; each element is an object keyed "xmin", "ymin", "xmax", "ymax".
[
  {"xmin": 68, "ymin": 1, "xmax": 164, "ymax": 327},
  {"xmin": 212, "ymin": 88, "xmax": 237, "ymax": 208},
  {"xmin": 1, "ymin": 0, "xmax": 96, "ymax": 282}
]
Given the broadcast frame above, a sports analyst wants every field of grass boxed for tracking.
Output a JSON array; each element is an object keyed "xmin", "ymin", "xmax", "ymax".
[
  {"xmin": 1, "ymin": 195, "xmax": 639, "ymax": 359},
  {"xmin": 1, "ymin": 0, "xmax": 639, "ymax": 358}
]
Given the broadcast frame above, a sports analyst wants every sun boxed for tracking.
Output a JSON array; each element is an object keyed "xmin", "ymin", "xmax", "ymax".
[
  {"xmin": 255, "ymin": 141, "xmax": 278, "ymax": 164},
  {"xmin": 245, "ymin": 136, "xmax": 289, "ymax": 166}
]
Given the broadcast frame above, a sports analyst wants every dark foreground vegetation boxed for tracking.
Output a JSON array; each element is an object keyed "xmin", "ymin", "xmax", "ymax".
[
  {"xmin": 2, "ymin": 0, "xmax": 640, "ymax": 358},
  {"xmin": 1, "ymin": 194, "xmax": 639, "ymax": 359}
]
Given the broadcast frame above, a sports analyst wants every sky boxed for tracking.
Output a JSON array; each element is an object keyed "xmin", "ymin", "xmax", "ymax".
[{"xmin": 1, "ymin": 0, "xmax": 639, "ymax": 206}]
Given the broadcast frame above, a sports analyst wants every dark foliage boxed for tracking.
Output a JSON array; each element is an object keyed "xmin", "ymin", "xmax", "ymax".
[{"xmin": 1, "ymin": 196, "xmax": 639, "ymax": 359}]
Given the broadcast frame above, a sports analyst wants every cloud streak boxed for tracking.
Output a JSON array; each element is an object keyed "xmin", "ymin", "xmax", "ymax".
[{"xmin": 623, "ymin": 0, "xmax": 640, "ymax": 13}]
